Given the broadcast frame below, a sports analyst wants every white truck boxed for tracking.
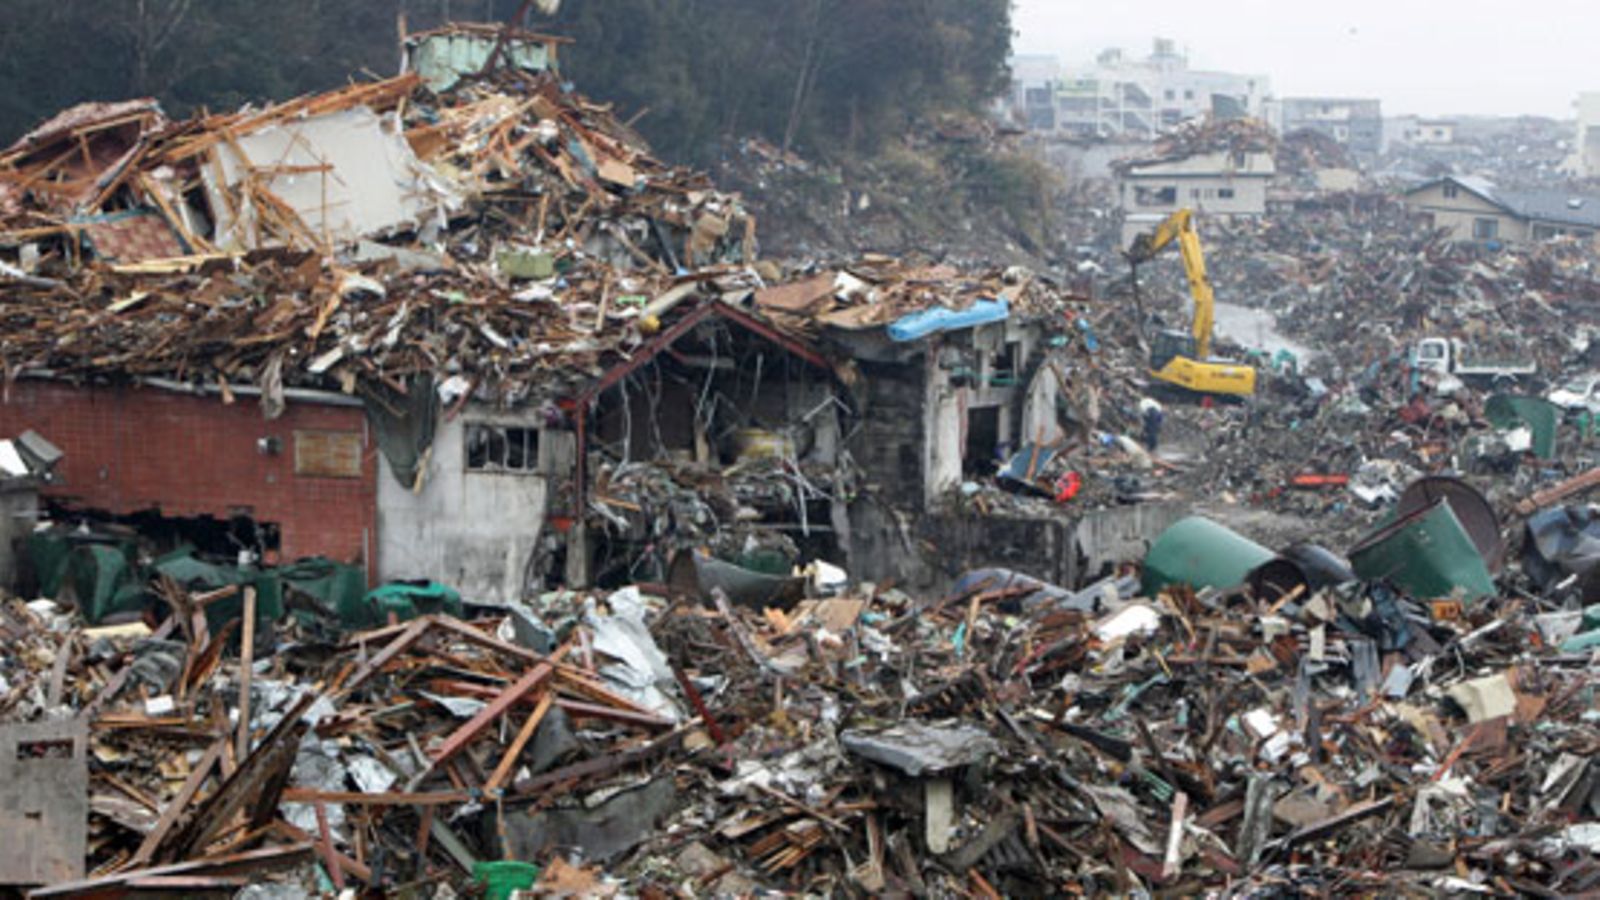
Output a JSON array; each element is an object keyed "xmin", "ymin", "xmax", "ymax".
[{"xmin": 1412, "ymin": 337, "xmax": 1537, "ymax": 387}]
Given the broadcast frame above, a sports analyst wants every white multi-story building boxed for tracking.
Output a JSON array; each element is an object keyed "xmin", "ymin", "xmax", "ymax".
[{"xmin": 1010, "ymin": 40, "xmax": 1271, "ymax": 139}]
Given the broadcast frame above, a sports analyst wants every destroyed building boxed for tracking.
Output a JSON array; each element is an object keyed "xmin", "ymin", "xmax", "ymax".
[
  {"xmin": 1115, "ymin": 118, "xmax": 1278, "ymax": 245},
  {"xmin": 0, "ymin": 25, "xmax": 762, "ymax": 605},
  {"xmin": 1271, "ymin": 96, "xmax": 1384, "ymax": 159},
  {"xmin": 0, "ymin": 21, "xmax": 1126, "ymax": 612}
]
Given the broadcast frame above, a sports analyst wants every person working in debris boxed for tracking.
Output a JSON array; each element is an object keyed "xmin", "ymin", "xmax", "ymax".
[{"xmin": 1139, "ymin": 397, "xmax": 1164, "ymax": 452}]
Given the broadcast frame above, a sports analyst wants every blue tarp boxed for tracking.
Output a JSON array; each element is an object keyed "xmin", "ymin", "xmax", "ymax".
[{"xmin": 887, "ymin": 299, "xmax": 1009, "ymax": 342}]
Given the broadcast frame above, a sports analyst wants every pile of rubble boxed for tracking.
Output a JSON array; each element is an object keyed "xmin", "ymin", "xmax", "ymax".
[
  {"xmin": 751, "ymin": 256, "xmax": 1085, "ymax": 335},
  {"xmin": 1112, "ymin": 116, "xmax": 1278, "ymax": 177},
  {"xmin": 1275, "ymin": 128, "xmax": 1356, "ymax": 177},
  {"xmin": 1100, "ymin": 191, "xmax": 1600, "ymax": 378},
  {"xmin": 8, "ymin": 467, "xmax": 1600, "ymax": 895},
  {"xmin": 0, "ymin": 27, "xmax": 753, "ymax": 407}
]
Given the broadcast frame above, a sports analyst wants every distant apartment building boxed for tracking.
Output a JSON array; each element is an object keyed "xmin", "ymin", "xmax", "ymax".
[
  {"xmin": 1382, "ymin": 116, "xmax": 1455, "ymax": 152},
  {"xmin": 1415, "ymin": 119, "xmax": 1457, "ymax": 145},
  {"xmin": 1010, "ymin": 54, "xmax": 1062, "ymax": 131},
  {"xmin": 1008, "ymin": 40, "xmax": 1271, "ymax": 140},
  {"xmin": 1567, "ymin": 92, "xmax": 1600, "ymax": 177},
  {"xmin": 1384, "ymin": 115, "xmax": 1422, "ymax": 150},
  {"xmin": 1272, "ymin": 97, "xmax": 1383, "ymax": 159}
]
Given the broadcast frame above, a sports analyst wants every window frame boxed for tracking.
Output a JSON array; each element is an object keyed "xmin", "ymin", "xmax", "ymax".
[{"xmin": 464, "ymin": 422, "xmax": 543, "ymax": 475}]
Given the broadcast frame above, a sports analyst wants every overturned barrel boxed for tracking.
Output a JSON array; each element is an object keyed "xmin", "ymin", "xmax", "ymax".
[
  {"xmin": 1142, "ymin": 516, "xmax": 1276, "ymax": 597},
  {"xmin": 1349, "ymin": 498, "xmax": 1496, "ymax": 602},
  {"xmin": 1248, "ymin": 543, "xmax": 1356, "ymax": 604},
  {"xmin": 1395, "ymin": 475, "xmax": 1504, "ymax": 574}
]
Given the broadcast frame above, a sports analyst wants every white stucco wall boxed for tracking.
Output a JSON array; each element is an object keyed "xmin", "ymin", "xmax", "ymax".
[{"xmin": 377, "ymin": 407, "xmax": 573, "ymax": 604}]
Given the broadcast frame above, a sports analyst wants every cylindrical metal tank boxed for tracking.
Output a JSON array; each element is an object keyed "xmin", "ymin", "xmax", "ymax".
[{"xmin": 1141, "ymin": 516, "xmax": 1276, "ymax": 596}]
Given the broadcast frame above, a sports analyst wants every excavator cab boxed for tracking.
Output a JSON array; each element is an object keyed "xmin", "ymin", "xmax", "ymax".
[{"xmin": 1149, "ymin": 329, "xmax": 1198, "ymax": 373}]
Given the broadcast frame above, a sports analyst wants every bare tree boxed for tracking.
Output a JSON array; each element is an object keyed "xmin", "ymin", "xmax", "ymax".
[
  {"xmin": 119, "ymin": 0, "xmax": 196, "ymax": 95},
  {"xmin": 782, "ymin": 0, "xmax": 832, "ymax": 154}
]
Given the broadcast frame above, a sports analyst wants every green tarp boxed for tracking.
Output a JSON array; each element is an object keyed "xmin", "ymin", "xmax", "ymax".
[{"xmin": 357, "ymin": 581, "xmax": 463, "ymax": 630}]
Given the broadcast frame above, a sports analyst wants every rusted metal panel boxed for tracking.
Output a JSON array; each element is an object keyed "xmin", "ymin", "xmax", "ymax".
[{"xmin": 0, "ymin": 720, "xmax": 88, "ymax": 886}]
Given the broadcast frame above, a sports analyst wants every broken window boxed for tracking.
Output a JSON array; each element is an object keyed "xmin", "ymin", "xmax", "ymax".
[
  {"xmin": 1443, "ymin": 183, "xmax": 1460, "ymax": 199},
  {"xmin": 1218, "ymin": 187, "xmax": 1236, "ymax": 200},
  {"xmin": 992, "ymin": 341, "xmax": 1021, "ymax": 386},
  {"xmin": 465, "ymin": 424, "xmax": 540, "ymax": 473},
  {"xmin": 965, "ymin": 406, "xmax": 1002, "ymax": 476},
  {"xmin": 1473, "ymin": 218, "xmax": 1499, "ymax": 240},
  {"xmin": 1135, "ymin": 185, "xmax": 1177, "ymax": 207}
]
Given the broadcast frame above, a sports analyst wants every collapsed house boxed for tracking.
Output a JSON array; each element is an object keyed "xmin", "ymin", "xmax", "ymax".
[
  {"xmin": 0, "ymin": 24, "xmax": 1145, "ymax": 614},
  {"xmin": 1114, "ymin": 118, "xmax": 1279, "ymax": 246},
  {"xmin": 0, "ymin": 26, "xmax": 772, "ymax": 605}
]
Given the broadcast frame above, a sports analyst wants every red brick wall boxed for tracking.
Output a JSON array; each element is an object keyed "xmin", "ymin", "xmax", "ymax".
[{"xmin": 0, "ymin": 380, "xmax": 377, "ymax": 569}]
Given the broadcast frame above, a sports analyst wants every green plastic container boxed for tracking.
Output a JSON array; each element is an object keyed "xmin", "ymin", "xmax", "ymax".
[
  {"xmin": 1142, "ymin": 516, "xmax": 1276, "ymax": 596},
  {"xmin": 473, "ymin": 861, "xmax": 540, "ymax": 900},
  {"xmin": 1348, "ymin": 498, "xmax": 1495, "ymax": 601}
]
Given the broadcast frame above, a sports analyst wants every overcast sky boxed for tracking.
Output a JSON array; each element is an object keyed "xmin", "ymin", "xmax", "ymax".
[{"xmin": 1012, "ymin": 1, "xmax": 1592, "ymax": 119}]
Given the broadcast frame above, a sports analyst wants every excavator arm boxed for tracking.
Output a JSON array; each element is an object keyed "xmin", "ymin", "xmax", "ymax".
[{"xmin": 1126, "ymin": 208, "xmax": 1217, "ymax": 359}]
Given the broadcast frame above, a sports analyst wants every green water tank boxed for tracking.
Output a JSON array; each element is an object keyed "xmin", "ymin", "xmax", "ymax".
[{"xmin": 1142, "ymin": 516, "xmax": 1276, "ymax": 597}]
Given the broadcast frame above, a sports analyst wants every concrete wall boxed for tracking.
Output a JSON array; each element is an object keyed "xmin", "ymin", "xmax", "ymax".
[
  {"xmin": 844, "ymin": 503, "xmax": 1186, "ymax": 596},
  {"xmin": 1119, "ymin": 174, "xmax": 1269, "ymax": 247},
  {"xmin": 1074, "ymin": 502, "xmax": 1187, "ymax": 581},
  {"xmin": 924, "ymin": 348, "xmax": 965, "ymax": 506},
  {"xmin": 377, "ymin": 407, "xmax": 573, "ymax": 604},
  {"xmin": 1121, "ymin": 174, "xmax": 1270, "ymax": 218},
  {"xmin": 1405, "ymin": 183, "xmax": 1527, "ymax": 244},
  {"xmin": 0, "ymin": 380, "xmax": 376, "ymax": 568}
]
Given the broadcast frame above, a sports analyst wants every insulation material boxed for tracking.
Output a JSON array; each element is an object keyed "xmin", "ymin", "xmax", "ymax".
[{"xmin": 203, "ymin": 106, "xmax": 459, "ymax": 252}]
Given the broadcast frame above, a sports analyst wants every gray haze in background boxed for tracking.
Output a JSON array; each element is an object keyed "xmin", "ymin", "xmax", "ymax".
[{"xmin": 1013, "ymin": 0, "xmax": 1590, "ymax": 119}]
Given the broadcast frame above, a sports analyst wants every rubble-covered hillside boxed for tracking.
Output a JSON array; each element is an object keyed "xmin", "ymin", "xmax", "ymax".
[{"xmin": 715, "ymin": 131, "xmax": 1063, "ymax": 268}]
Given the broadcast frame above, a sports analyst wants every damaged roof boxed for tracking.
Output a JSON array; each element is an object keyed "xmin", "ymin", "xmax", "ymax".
[{"xmin": 0, "ymin": 39, "xmax": 762, "ymax": 408}]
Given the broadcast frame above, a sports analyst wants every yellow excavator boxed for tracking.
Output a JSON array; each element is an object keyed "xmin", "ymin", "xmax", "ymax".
[{"xmin": 1125, "ymin": 208, "xmax": 1257, "ymax": 397}]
